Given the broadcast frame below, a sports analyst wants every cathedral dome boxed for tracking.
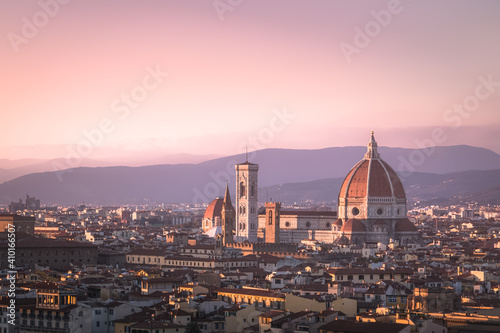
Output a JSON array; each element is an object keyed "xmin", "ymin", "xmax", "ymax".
[
  {"xmin": 204, "ymin": 197, "xmax": 224, "ymax": 219},
  {"xmin": 339, "ymin": 155, "xmax": 405, "ymax": 199},
  {"xmin": 395, "ymin": 218, "xmax": 418, "ymax": 232},
  {"xmin": 341, "ymin": 219, "xmax": 366, "ymax": 233},
  {"xmin": 337, "ymin": 132, "xmax": 407, "ymax": 221}
]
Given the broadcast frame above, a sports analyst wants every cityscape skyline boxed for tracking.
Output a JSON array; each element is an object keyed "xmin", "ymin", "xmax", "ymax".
[
  {"xmin": 3, "ymin": 2, "xmax": 500, "ymax": 333},
  {"xmin": 2, "ymin": 0, "xmax": 500, "ymax": 161}
]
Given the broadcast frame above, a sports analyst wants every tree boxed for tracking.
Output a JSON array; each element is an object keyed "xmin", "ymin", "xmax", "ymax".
[{"xmin": 185, "ymin": 322, "xmax": 202, "ymax": 333}]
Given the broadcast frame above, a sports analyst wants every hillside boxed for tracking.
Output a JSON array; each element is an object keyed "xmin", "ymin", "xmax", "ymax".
[{"xmin": 1, "ymin": 145, "xmax": 500, "ymax": 205}]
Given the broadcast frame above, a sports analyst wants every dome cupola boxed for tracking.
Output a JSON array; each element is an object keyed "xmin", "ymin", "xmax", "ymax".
[{"xmin": 338, "ymin": 132, "xmax": 406, "ymax": 220}]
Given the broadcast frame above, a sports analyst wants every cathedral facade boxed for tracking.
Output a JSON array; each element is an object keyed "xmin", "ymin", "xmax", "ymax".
[{"xmin": 203, "ymin": 133, "xmax": 418, "ymax": 246}]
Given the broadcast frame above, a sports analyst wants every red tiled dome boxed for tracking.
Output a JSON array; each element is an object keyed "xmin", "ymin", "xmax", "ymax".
[
  {"xmin": 395, "ymin": 218, "xmax": 417, "ymax": 232},
  {"xmin": 341, "ymin": 219, "xmax": 366, "ymax": 233},
  {"xmin": 339, "ymin": 158, "xmax": 405, "ymax": 199},
  {"xmin": 204, "ymin": 198, "xmax": 223, "ymax": 219},
  {"xmin": 333, "ymin": 219, "xmax": 343, "ymax": 226}
]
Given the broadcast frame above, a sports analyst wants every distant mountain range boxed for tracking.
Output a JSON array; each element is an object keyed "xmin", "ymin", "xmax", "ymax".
[
  {"xmin": 1, "ymin": 145, "xmax": 500, "ymax": 205},
  {"xmin": 0, "ymin": 154, "xmax": 221, "ymax": 183},
  {"xmin": 260, "ymin": 169, "xmax": 500, "ymax": 206}
]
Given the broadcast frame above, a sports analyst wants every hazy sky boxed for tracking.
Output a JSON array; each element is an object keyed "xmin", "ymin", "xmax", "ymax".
[{"xmin": 2, "ymin": 0, "xmax": 500, "ymax": 160}]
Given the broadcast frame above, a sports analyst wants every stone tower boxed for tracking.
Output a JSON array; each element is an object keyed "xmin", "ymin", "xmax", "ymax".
[
  {"xmin": 221, "ymin": 183, "xmax": 235, "ymax": 245},
  {"xmin": 265, "ymin": 202, "xmax": 281, "ymax": 244},
  {"xmin": 235, "ymin": 160, "xmax": 259, "ymax": 242}
]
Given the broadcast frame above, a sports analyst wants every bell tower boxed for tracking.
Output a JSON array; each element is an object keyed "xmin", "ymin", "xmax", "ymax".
[
  {"xmin": 265, "ymin": 202, "xmax": 281, "ymax": 244},
  {"xmin": 221, "ymin": 183, "xmax": 235, "ymax": 245},
  {"xmin": 235, "ymin": 158, "xmax": 259, "ymax": 242}
]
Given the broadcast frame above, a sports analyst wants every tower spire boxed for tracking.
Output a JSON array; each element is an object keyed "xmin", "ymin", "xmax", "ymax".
[
  {"xmin": 221, "ymin": 180, "xmax": 235, "ymax": 245},
  {"xmin": 223, "ymin": 181, "xmax": 232, "ymax": 207},
  {"xmin": 364, "ymin": 131, "xmax": 380, "ymax": 159}
]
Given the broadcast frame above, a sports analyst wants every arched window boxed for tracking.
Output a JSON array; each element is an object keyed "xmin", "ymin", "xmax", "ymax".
[
  {"xmin": 268, "ymin": 211, "xmax": 273, "ymax": 225},
  {"xmin": 251, "ymin": 185, "xmax": 255, "ymax": 197},
  {"xmin": 240, "ymin": 182, "xmax": 246, "ymax": 198}
]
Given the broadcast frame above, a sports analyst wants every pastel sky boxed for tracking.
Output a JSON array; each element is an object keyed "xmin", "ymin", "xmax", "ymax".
[{"xmin": 1, "ymin": 0, "xmax": 500, "ymax": 160}]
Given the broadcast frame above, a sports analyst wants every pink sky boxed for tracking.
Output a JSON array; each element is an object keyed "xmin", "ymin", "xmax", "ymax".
[{"xmin": 1, "ymin": 0, "xmax": 500, "ymax": 161}]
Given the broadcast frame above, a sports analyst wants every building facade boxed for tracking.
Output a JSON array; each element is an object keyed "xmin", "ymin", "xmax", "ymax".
[
  {"xmin": 0, "ymin": 214, "xmax": 35, "ymax": 235},
  {"xmin": 258, "ymin": 210, "xmax": 338, "ymax": 244}
]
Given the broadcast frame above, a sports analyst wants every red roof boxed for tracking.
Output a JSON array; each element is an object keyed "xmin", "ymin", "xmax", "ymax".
[
  {"xmin": 395, "ymin": 218, "xmax": 418, "ymax": 232},
  {"xmin": 341, "ymin": 219, "xmax": 366, "ymax": 233},
  {"xmin": 339, "ymin": 159, "xmax": 405, "ymax": 199},
  {"xmin": 204, "ymin": 198, "xmax": 224, "ymax": 219}
]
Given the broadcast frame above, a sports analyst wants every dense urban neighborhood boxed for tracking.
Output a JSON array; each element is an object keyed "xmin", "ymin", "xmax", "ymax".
[{"xmin": 2, "ymin": 138, "xmax": 500, "ymax": 333}]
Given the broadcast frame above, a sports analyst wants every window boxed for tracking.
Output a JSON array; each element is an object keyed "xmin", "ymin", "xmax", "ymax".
[
  {"xmin": 370, "ymin": 274, "xmax": 374, "ymax": 280},
  {"xmin": 109, "ymin": 309, "xmax": 114, "ymax": 315},
  {"xmin": 359, "ymin": 275, "xmax": 364, "ymax": 280},
  {"xmin": 268, "ymin": 211, "xmax": 273, "ymax": 225},
  {"xmin": 387, "ymin": 296, "xmax": 397, "ymax": 303},
  {"xmin": 239, "ymin": 182, "xmax": 246, "ymax": 198},
  {"xmin": 95, "ymin": 310, "xmax": 101, "ymax": 315},
  {"xmin": 96, "ymin": 321, "xmax": 100, "ymax": 327},
  {"xmin": 347, "ymin": 275, "xmax": 353, "ymax": 281}
]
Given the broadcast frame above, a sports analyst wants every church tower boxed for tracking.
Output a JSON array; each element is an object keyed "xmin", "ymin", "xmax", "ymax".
[
  {"xmin": 265, "ymin": 202, "xmax": 281, "ymax": 244},
  {"xmin": 221, "ymin": 183, "xmax": 235, "ymax": 245},
  {"xmin": 235, "ymin": 159, "xmax": 259, "ymax": 242}
]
